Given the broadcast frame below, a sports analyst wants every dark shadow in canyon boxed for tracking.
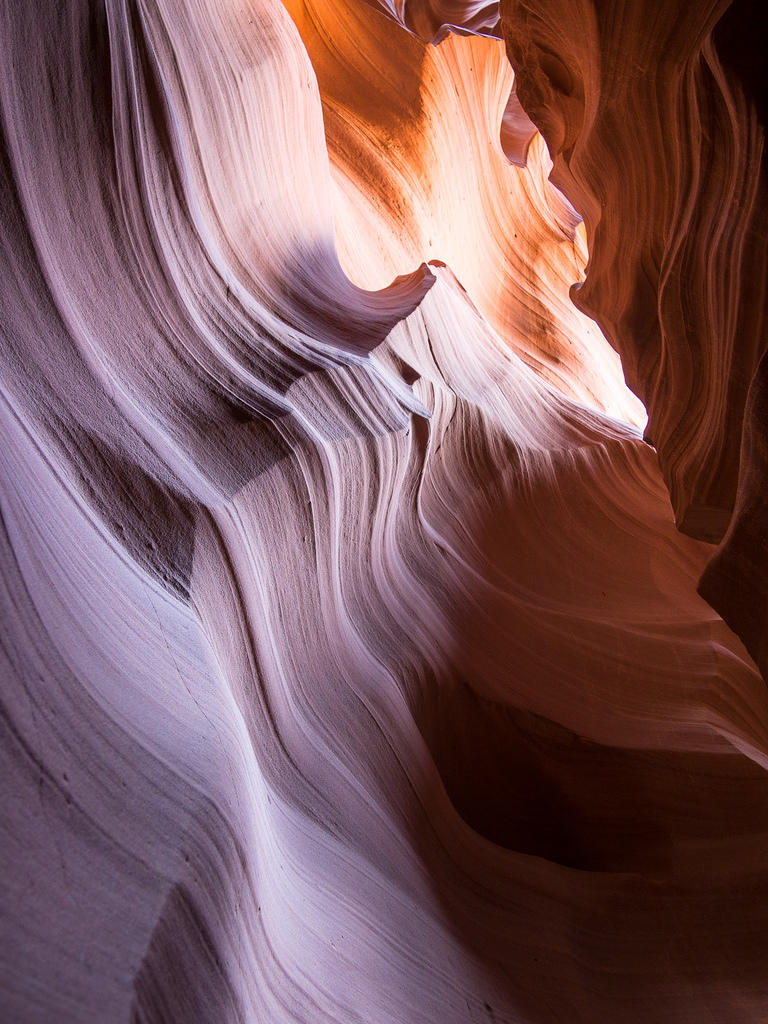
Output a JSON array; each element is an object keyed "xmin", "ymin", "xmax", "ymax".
[{"xmin": 405, "ymin": 427, "xmax": 768, "ymax": 1021}]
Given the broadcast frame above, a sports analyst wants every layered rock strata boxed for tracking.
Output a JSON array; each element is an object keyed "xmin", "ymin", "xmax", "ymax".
[
  {"xmin": 500, "ymin": 0, "xmax": 768, "ymax": 673},
  {"xmin": 1, "ymin": 0, "xmax": 767, "ymax": 1021}
]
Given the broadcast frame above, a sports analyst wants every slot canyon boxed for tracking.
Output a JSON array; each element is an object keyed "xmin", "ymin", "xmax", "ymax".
[{"xmin": 1, "ymin": 0, "xmax": 767, "ymax": 1020}]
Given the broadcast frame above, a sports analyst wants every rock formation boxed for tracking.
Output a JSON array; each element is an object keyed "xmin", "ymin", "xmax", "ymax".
[
  {"xmin": 1, "ymin": 0, "xmax": 766, "ymax": 1020},
  {"xmin": 500, "ymin": 0, "xmax": 768, "ymax": 674}
]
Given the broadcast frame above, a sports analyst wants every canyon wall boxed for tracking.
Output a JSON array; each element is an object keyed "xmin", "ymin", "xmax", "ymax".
[
  {"xmin": 1, "ymin": 0, "xmax": 767, "ymax": 1020},
  {"xmin": 499, "ymin": 0, "xmax": 768, "ymax": 673}
]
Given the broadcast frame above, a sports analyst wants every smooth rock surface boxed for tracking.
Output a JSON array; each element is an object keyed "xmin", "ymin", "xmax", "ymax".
[
  {"xmin": 500, "ymin": 0, "xmax": 768, "ymax": 674},
  {"xmin": 1, "ymin": 0, "xmax": 767, "ymax": 1020}
]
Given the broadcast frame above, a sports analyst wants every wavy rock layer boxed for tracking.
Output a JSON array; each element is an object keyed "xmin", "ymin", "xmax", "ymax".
[
  {"xmin": 285, "ymin": 0, "xmax": 642, "ymax": 424},
  {"xmin": 1, "ymin": 0, "xmax": 767, "ymax": 1022},
  {"xmin": 499, "ymin": 0, "xmax": 768, "ymax": 673}
]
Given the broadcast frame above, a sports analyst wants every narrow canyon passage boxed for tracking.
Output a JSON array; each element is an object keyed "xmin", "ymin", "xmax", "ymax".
[{"xmin": 1, "ymin": 0, "xmax": 767, "ymax": 1022}]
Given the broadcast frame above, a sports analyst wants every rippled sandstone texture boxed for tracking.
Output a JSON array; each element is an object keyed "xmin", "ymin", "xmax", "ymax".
[{"xmin": 1, "ymin": 0, "xmax": 768, "ymax": 1022}]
